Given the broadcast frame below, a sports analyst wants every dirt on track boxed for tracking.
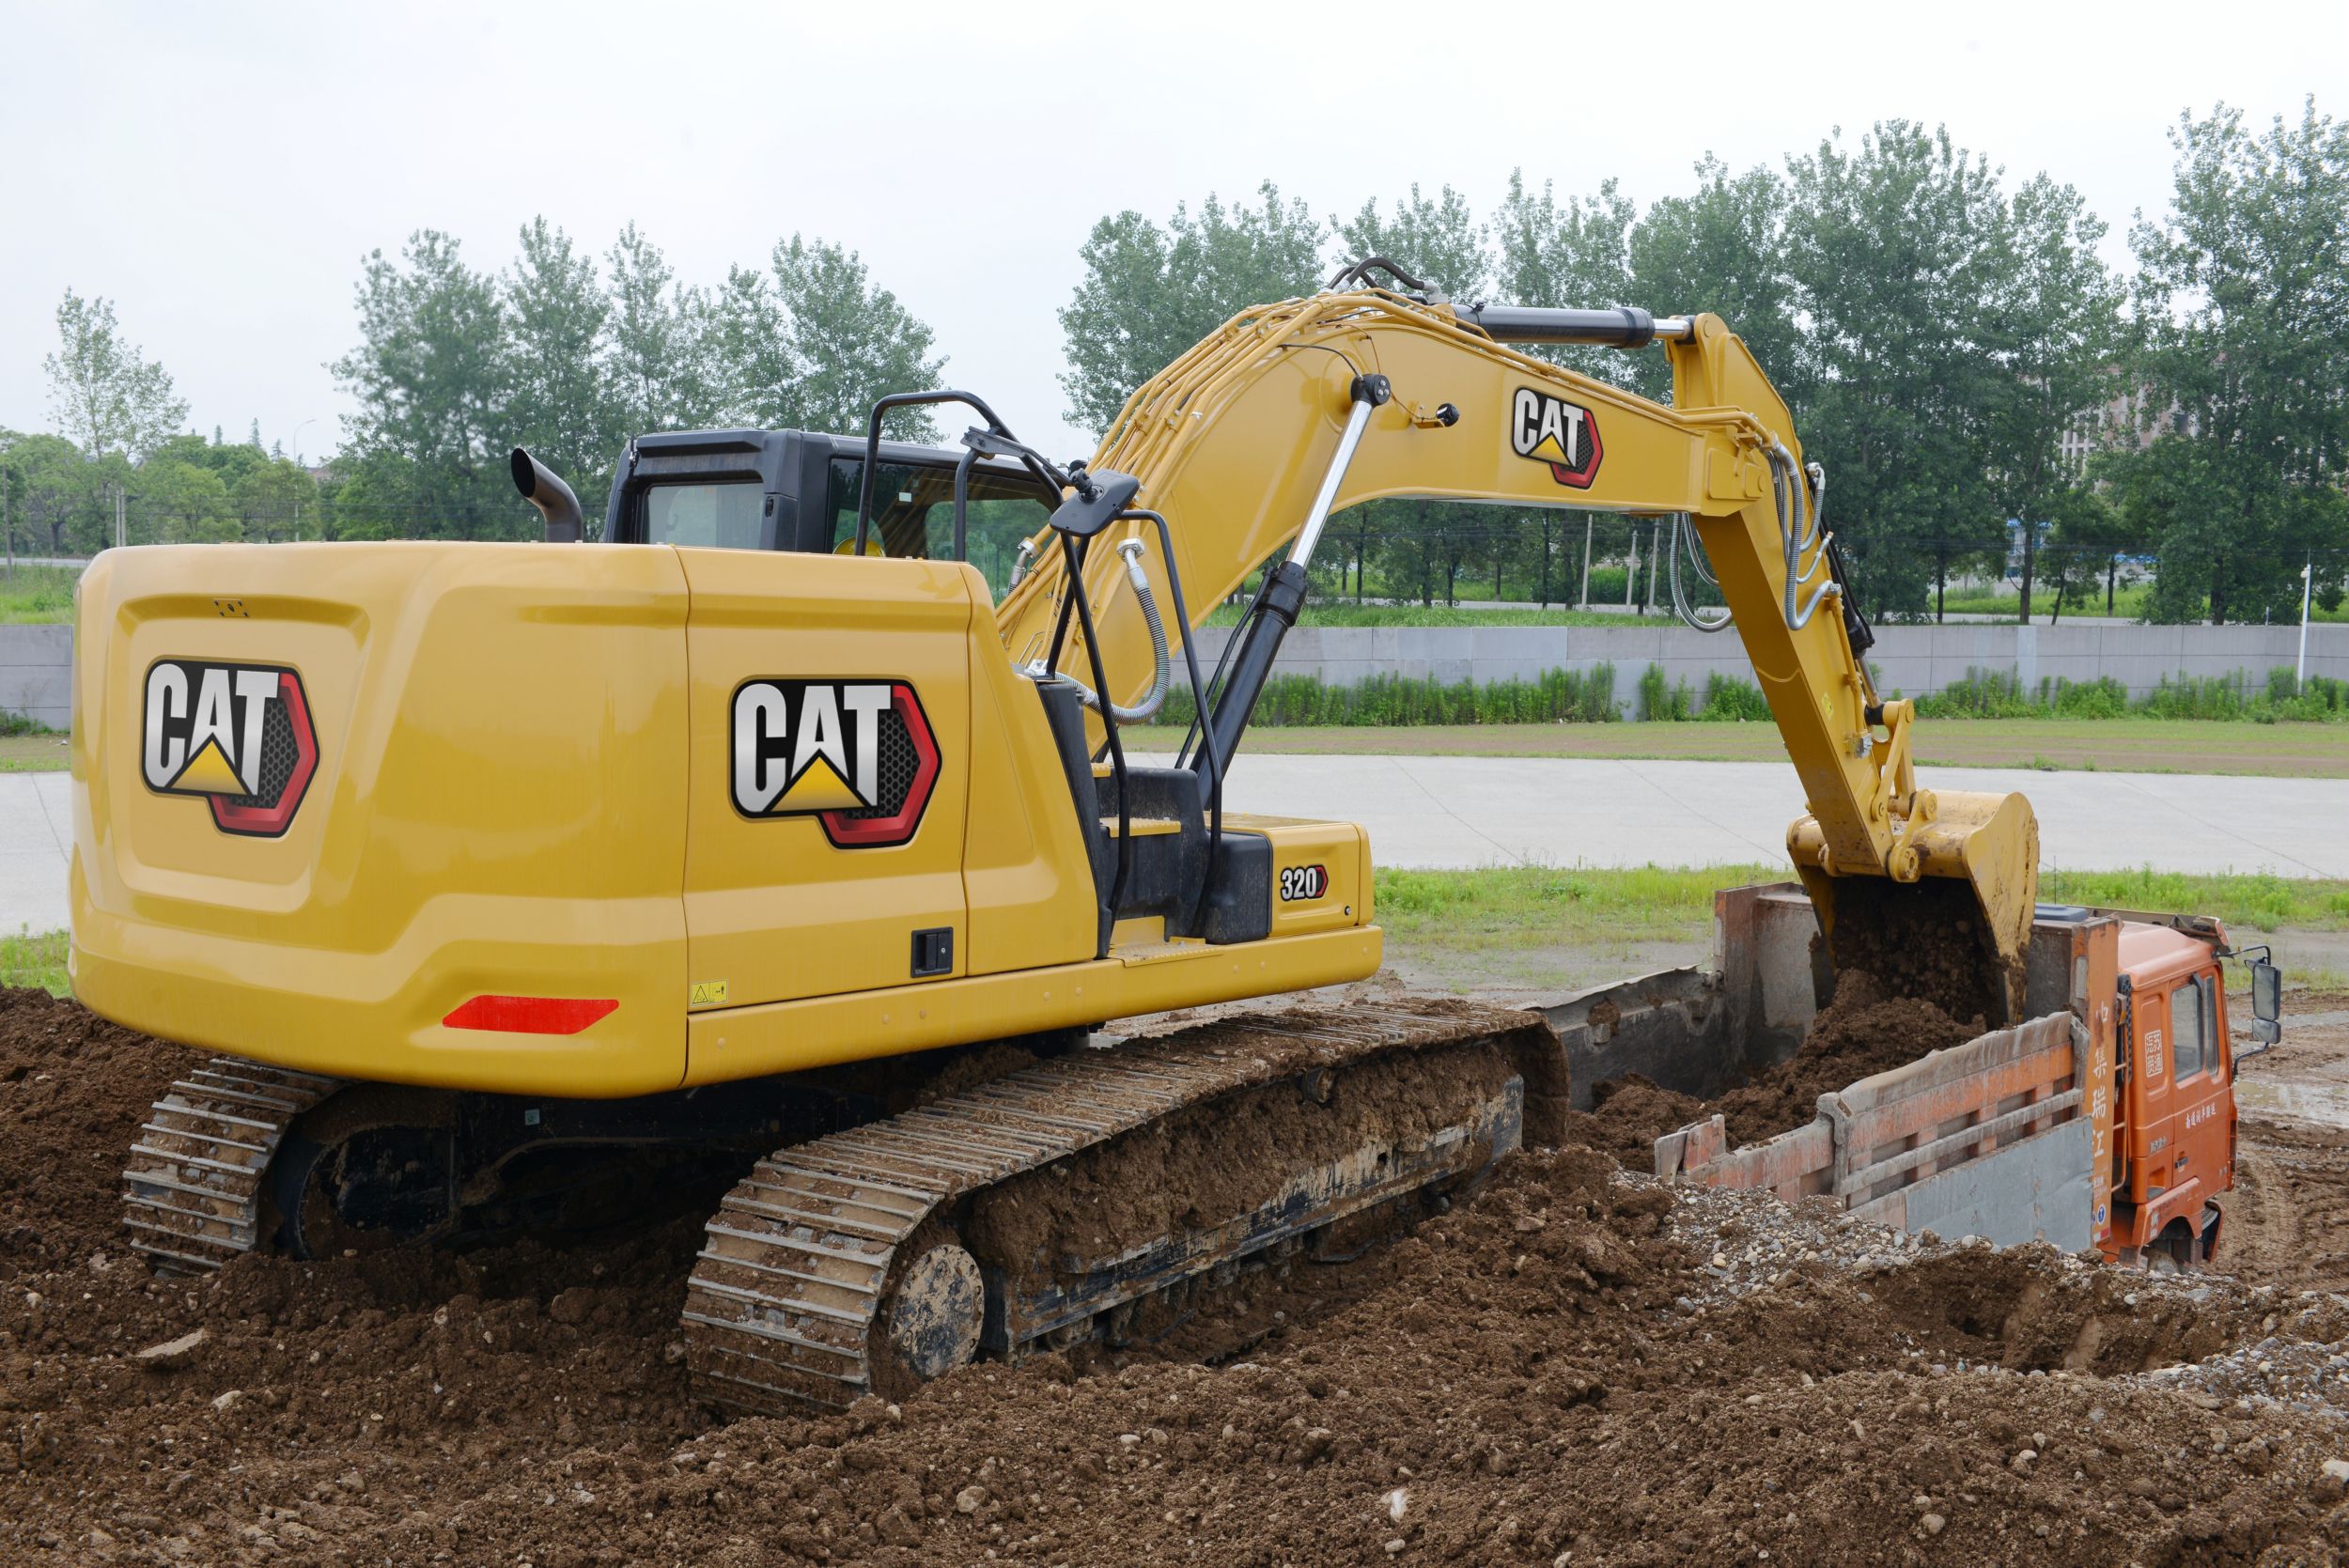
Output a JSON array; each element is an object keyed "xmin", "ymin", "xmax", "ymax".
[{"xmin": 10, "ymin": 987, "xmax": 2349, "ymax": 1566}]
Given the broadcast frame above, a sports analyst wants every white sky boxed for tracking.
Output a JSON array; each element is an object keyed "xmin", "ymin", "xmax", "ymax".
[{"xmin": 2, "ymin": 0, "xmax": 2339, "ymax": 466}]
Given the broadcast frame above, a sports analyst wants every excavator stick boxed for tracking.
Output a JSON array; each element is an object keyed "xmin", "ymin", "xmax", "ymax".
[{"xmin": 1790, "ymin": 788, "xmax": 2041, "ymax": 1027}]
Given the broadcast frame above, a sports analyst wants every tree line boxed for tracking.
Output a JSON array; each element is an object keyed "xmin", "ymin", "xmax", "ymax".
[{"xmin": 2, "ymin": 101, "xmax": 2342, "ymax": 624}]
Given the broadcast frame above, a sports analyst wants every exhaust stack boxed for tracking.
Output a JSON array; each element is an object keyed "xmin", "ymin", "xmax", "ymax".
[{"xmin": 509, "ymin": 448, "xmax": 583, "ymax": 543}]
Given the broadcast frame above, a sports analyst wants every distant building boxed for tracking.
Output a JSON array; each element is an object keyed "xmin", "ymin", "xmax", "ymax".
[{"xmin": 2060, "ymin": 376, "xmax": 2195, "ymax": 470}]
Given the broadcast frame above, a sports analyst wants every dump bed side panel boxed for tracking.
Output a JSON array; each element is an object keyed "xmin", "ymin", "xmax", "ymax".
[{"xmin": 70, "ymin": 542, "xmax": 692, "ymax": 1097}]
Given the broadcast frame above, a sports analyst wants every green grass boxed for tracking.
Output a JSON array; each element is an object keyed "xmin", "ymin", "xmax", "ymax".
[
  {"xmin": 0, "ymin": 566, "xmax": 80, "ymax": 626},
  {"xmin": 1375, "ymin": 863, "xmax": 1776, "ymax": 956},
  {"xmin": 1372, "ymin": 865, "xmax": 2349, "ymax": 975},
  {"xmin": 0, "ymin": 929, "xmax": 70, "ymax": 996},
  {"xmin": 2036, "ymin": 868, "xmax": 2349, "ymax": 933},
  {"xmin": 0, "ymin": 732, "xmax": 68, "ymax": 770}
]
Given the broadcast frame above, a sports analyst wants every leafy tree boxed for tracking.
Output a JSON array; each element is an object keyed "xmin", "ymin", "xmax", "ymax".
[
  {"xmin": 768, "ymin": 236, "xmax": 943, "ymax": 440},
  {"xmin": 2120, "ymin": 99, "xmax": 2349, "ymax": 623},
  {"xmin": 330, "ymin": 230, "xmax": 514, "ymax": 538},
  {"xmin": 1332, "ymin": 183, "xmax": 1489, "ymax": 300},
  {"xmin": 506, "ymin": 218, "xmax": 621, "ymax": 508},
  {"xmin": 1782, "ymin": 122, "xmax": 2012, "ymax": 618},
  {"xmin": 132, "ymin": 455, "xmax": 238, "ymax": 544},
  {"xmin": 2039, "ymin": 481, "xmax": 2138, "ymax": 620},
  {"xmin": 699, "ymin": 239, "xmax": 943, "ymax": 441},
  {"xmin": 705, "ymin": 263, "xmax": 792, "ymax": 428},
  {"xmin": 0, "ymin": 431, "xmax": 98, "ymax": 553},
  {"xmin": 1627, "ymin": 157, "xmax": 1802, "ymax": 402},
  {"xmin": 605, "ymin": 224, "xmax": 718, "ymax": 437},
  {"xmin": 1057, "ymin": 183, "xmax": 1326, "ymax": 438},
  {"xmin": 231, "ymin": 457, "xmax": 320, "ymax": 542},
  {"xmin": 43, "ymin": 289, "xmax": 189, "ymax": 459},
  {"xmin": 1980, "ymin": 172, "xmax": 2123, "ymax": 618},
  {"xmin": 1491, "ymin": 171, "xmax": 1638, "ymax": 384}
]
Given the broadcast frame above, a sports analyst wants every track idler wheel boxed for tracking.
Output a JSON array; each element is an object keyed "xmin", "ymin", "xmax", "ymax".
[{"xmin": 268, "ymin": 1086, "xmax": 459, "ymax": 1260}]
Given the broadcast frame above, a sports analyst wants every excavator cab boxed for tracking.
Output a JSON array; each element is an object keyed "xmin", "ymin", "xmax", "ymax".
[{"xmin": 599, "ymin": 427, "xmax": 1056, "ymax": 590}]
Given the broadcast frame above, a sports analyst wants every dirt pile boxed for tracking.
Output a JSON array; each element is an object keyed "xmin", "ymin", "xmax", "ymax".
[{"xmin": 8, "ymin": 989, "xmax": 2349, "ymax": 1565}]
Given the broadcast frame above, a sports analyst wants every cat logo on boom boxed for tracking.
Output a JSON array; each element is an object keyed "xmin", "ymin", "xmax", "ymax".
[
  {"xmin": 141, "ymin": 659, "xmax": 319, "ymax": 837},
  {"xmin": 1509, "ymin": 387, "xmax": 1604, "ymax": 489},
  {"xmin": 730, "ymin": 678, "xmax": 940, "ymax": 847}
]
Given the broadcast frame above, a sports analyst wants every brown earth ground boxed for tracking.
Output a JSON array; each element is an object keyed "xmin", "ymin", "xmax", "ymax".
[{"xmin": 7, "ymin": 988, "xmax": 2349, "ymax": 1566}]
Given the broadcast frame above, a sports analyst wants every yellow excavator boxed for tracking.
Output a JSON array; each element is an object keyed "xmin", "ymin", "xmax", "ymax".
[{"xmin": 77, "ymin": 259, "xmax": 2036, "ymax": 1415}]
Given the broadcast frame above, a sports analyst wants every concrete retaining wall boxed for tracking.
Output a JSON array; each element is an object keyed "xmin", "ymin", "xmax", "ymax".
[
  {"xmin": 0, "ymin": 625, "xmax": 71, "ymax": 731},
  {"xmin": 1191, "ymin": 620, "xmax": 2349, "ymax": 718},
  {"xmin": 6, "ymin": 617, "xmax": 2341, "ymax": 732}
]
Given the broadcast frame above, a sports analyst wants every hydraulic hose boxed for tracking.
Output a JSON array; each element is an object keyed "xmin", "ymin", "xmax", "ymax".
[
  {"xmin": 1037, "ymin": 537, "xmax": 1172, "ymax": 724},
  {"xmin": 1668, "ymin": 515, "xmax": 1733, "ymax": 633}
]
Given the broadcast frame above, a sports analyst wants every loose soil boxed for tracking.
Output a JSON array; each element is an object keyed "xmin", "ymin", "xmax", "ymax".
[
  {"xmin": 1577, "ymin": 966, "xmax": 1983, "ymax": 1161},
  {"xmin": 8, "ymin": 986, "xmax": 2349, "ymax": 1566}
]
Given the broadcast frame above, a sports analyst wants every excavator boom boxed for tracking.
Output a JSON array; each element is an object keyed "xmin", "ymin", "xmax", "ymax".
[{"xmin": 998, "ymin": 287, "xmax": 2037, "ymax": 1019}]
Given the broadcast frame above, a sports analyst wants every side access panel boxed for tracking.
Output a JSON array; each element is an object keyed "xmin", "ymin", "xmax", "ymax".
[{"xmin": 678, "ymin": 550, "xmax": 974, "ymax": 1030}]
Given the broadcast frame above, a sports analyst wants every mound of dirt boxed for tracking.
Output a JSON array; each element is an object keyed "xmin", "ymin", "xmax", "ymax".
[{"xmin": 9, "ymin": 989, "xmax": 2349, "ymax": 1566}]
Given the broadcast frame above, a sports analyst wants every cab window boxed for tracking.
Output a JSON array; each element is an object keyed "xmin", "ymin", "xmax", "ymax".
[
  {"xmin": 825, "ymin": 458, "xmax": 1052, "ymax": 598},
  {"xmin": 2171, "ymin": 977, "xmax": 2206, "ymax": 1079},
  {"xmin": 645, "ymin": 482, "xmax": 764, "ymax": 550}
]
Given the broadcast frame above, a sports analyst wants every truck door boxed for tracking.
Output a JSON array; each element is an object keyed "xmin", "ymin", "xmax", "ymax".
[{"xmin": 2160, "ymin": 967, "xmax": 2234, "ymax": 1200}]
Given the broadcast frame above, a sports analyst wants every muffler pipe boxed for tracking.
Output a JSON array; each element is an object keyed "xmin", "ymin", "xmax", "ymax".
[{"xmin": 509, "ymin": 448, "xmax": 582, "ymax": 543}]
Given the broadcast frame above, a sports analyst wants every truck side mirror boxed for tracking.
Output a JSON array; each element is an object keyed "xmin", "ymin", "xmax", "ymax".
[{"xmin": 2251, "ymin": 958, "xmax": 2282, "ymax": 1044}]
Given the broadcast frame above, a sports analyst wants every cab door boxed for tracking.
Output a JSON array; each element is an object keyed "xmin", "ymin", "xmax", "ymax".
[
  {"xmin": 677, "ymin": 548, "xmax": 973, "ymax": 1013},
  {"xmin": 2160, "ymin": 966, "xmax": 2234, "ymax": 1199}
]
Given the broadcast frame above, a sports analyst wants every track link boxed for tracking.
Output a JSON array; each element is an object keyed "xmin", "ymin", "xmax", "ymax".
[
  {"xmin": 683, "ymin": 999, "xmax": 1548, "ymax": 1418},
  {"xmin": 121, "ymin": 1057, "xmax": 344, "ymax": 1275}
]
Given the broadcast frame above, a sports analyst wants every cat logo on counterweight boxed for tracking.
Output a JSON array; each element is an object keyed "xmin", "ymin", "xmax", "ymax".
[
  {"xmin": 142, "ymin": 660, "xmax": 319, "ymax": 837},
  {"xmin": 1509, "ymin": 387, "xmax": 1604, "ymax": 489},
  {"xmin": 731, "ymin": 678, "xmax": 939, "ymax": 847}
]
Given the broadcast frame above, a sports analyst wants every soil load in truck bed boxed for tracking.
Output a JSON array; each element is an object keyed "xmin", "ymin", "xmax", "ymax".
[{"xmin": 1580, "ymin": 967, "xmax": 1983, "ymax": 1160}]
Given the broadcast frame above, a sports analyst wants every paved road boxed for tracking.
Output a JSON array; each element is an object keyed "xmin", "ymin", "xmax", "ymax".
[
  {"xmin": 12, "ymin": 758, "xmax": 2344, "ymax": 939},
  {"xmin": 1142, "ymin": 754, "xmax": 2349, "ymax": 877}
]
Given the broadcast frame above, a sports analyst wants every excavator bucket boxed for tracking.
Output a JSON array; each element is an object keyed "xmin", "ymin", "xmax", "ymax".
[{"xmin": 1792, "ymin": 790, "xmax": 2041, "ymax": 1027}]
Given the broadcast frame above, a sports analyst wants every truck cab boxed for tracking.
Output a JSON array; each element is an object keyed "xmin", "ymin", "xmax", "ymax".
[{"xmin": 2113, "ymin": 919, "xmax": 2242, "ymax": 1266}]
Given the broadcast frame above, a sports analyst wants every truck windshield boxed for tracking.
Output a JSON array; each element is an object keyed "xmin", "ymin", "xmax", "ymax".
[
  {"xmin": 646, "ymin": 482, "xmax": 764, "ymax": 550},
  {"xmin": 826, "ymin": 458, "xmax": 1052, "ymax": 599}
]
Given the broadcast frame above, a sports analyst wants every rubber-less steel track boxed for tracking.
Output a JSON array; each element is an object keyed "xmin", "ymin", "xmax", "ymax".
[
  {"xmin": 121, "ymin": 1057, "xmax": 344, "ymax": 1275},
  {"xmin": 682, "ymin": 999, "xmax": 1544, "ymax": 1418}
]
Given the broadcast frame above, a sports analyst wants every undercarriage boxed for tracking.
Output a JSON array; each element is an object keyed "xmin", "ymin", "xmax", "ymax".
[{"xmin": 122, "ymin": 997, "xmax": 1562, "ymax": 1414}]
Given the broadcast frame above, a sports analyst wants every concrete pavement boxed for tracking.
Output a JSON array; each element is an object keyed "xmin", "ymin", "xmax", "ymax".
[
  {"xmin": 1143, "ymin": 754, "xmax": 2349, "ymax": 877},
  {"xmin": 11, "ymin": 757, "xmax": 2345, "ymax": 939}
]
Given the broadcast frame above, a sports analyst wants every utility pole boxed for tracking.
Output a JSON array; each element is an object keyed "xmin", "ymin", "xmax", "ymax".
[
  {"xmin": 1644, "ymin": 520, "xmax": 1661, "ymax": 615},
  {"xmin": 1623, "ymin": 524, "xmax": 1639, "ymax": 614},
  {"xmin": 2299, "ymin": 559, "xmax": 2314, "ymax": 693},
  {"xmin": 293, "ymin": 500, "xmax": 301, "ymax": 543},
  {"xmin": 2, "ymin": 464, "xmax": 11, "ymax": 580},
  {"xmin": 1578, "ymin": 516, "xmax": 1593, "ymax": 610},
  {"xmin": 116, "ymin": 483, "xmax": 126, "ymax": 551}
]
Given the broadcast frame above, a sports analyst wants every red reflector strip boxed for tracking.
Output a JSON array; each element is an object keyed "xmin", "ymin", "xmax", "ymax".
[{"xmin": 442, "ymin": 995, "xmax": 619, "ymax": 1035}]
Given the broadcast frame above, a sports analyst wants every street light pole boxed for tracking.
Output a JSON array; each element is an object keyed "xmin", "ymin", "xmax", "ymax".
[
  {"xmin": 2298, "ymin": 559, "xmax": 2314, "ymax": 693},
  {"xmin": 291, "ymin": 418, "xmax": 316, "ymax": 469}
]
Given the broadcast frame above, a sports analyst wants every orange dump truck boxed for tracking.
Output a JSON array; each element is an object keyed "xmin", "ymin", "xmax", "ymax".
[{"xmin": 1546, "ymin": 886, "xmax": 2283, "ymax": 1266}]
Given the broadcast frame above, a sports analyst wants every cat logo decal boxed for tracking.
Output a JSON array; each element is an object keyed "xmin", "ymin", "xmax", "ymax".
[
  {"xmin": 730, "ymin": 679, "xmax": 939, "ymax": 847},
  {"xmin": 142, "ymin": 660, "xmax": 319, "ymax": 837}
]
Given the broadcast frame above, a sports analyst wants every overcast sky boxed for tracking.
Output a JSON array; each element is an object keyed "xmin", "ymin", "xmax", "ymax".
[{"xmin": 2, "ymin": 0, "xmax": 2340, "ymax": 465}]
